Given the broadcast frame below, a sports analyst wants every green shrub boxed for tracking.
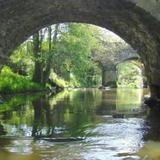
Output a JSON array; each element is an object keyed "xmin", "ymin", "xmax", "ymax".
[
  {"xmin": 49, "ymin": 72, "xmax": 80, "ymax": 88},
  {"xmin": 49, "ymin": 72, "xmax": 68, "ymax": 88},
  {"xmin": 0, "ymin": 66, "xmax": 44, "ymax": 94}
]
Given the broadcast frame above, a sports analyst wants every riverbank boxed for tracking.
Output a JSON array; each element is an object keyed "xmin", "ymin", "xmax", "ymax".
[{"xmin": 0, "ymin": 66, "xmax": 64, "ymax": 95}]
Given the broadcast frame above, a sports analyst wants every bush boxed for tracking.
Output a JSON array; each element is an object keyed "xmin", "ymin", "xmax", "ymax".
[
  {"xmin": 0, "ymin": 66, "xmax": 44, "ymax": 94},
  {"xmin": 49, "ymin": 72, "xmax": 68, "ymax": 88},
  {"xmin": 49, "ymin": 72, "xmax": 80, "ymax": 88}
]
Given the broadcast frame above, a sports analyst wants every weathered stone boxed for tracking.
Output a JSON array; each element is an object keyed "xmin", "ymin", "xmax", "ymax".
[
  {"xmin": 92, "ymin": 40, "xmax": 139, "ymax": 66},
  {"xmin": 91, "ymin": 36, "xmax": 139, "ymax": 87},
  {"xmin": 0, "ymin": 0, "xmax": 160, "ymax": 99},
  {"xmin": 102, "ymin": 65, "xmax": 117, "ymax": 88}
]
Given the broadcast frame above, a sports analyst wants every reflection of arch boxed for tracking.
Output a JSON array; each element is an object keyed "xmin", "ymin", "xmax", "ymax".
[
  {"xmin": 143, "ymin": 108, "xmax": 160, "ymax": 141},
  {"xmin": 0, "ymin": 0, "xmax": 160, "ymax": 98}
]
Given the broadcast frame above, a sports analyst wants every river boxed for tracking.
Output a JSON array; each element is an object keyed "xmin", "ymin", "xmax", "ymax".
[{"xmin": 0, "ymin": 88, "xmax": 160, "ymax": 160}]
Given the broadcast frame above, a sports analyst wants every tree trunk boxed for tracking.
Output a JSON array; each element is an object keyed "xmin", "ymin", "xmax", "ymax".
[
  {"xmin": 43, "ymin": 24, "xmax": 60, "ymax": 83},
  {"xmin": 48, "ymin": 26, "xmax": 52, "ymax": 51},
  {"xmin": 32, "ymin": 32, "xmax": 43, "ymax": 83}
]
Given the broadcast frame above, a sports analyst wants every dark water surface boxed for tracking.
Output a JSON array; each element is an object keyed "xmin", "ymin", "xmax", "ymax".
[{"xmin": 0, "ymin": 88, "xmax": 160, "ymax": 160}]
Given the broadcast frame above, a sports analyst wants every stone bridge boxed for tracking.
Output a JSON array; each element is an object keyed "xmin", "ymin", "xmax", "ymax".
[
  {"xmin": 0, "ymin": 0, "xmax": 160, "ymax": 100},
  {"xmin": 92, "ymin": 38, "xmax": 140, "ymax": 87}
]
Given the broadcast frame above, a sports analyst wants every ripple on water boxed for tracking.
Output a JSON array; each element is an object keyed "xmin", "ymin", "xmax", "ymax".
[
  {"xmin": 0, "ymin": 89, "xmax": 154, "ymax": 160},
  {"xmin": 82, "ymin": 117, "xmax": 145, "ymax": 160}
]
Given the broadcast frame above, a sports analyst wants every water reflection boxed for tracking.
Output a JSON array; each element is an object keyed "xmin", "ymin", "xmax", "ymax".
[
  {"xmin": 0, "ymin": 88, "xmax": 160, "ymax": 160},
  {"xmin": 143, "ymin": 107, "xmax": 160, "ymax": 141},
  {"xmin": 137, "ymin": 106, "xmax": 160, "ymax": 160}
]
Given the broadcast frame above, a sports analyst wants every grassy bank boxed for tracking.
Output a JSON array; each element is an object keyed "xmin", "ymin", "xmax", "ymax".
[{"xmin": 0, "ymin": 66, "xmax": 44, "ymax": 94}]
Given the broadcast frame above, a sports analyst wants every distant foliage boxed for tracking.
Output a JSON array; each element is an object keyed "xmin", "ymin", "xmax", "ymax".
[
  {"xmin": 10, "ymin": 41, "xmax": 34, "ymax": 76},
  {"xmin": 117, "ymin": 61, "xmax": 143, "ymax": 88}
]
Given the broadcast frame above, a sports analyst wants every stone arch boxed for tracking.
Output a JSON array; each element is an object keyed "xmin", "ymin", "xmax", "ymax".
[
  {"xmin": 116, "ymin": 57, "xmax": 141, "ymax": 66},
  {"xmin": 0, "ymin": 0, "xmax": 160, "ymax": 98}
]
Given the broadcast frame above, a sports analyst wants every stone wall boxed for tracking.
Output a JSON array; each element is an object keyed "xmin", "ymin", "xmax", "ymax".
[
  {"xmin": 91, "ymin": 35, "xmax": 139, "ymax": 87},
  {"xmin": 128, "ymin": 0, "xmax": 160, "ymax": 20}
]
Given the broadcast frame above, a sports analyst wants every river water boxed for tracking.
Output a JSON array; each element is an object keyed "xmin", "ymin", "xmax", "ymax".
[{"xmin": 0, "ymin": 88, "xmax": 160, "ymax": 160}]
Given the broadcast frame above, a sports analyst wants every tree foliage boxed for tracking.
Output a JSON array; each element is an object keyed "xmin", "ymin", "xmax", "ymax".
[
  {"xmin": 9, "ymin": 23, "xmax": 102, "ymax": 88},
  {"xmin": 117, "ymin": 60, "xmax": 144, "ymax": 88}
]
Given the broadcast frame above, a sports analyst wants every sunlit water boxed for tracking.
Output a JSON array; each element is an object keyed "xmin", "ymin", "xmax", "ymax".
[{"xmin": 0, "ymin": 88, "xmax": 160, "ymax": 160}]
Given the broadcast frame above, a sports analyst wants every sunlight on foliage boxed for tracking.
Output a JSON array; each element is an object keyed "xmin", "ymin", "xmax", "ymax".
[
  {"xmin": 0, "ymin": 66, "xmax": 43, "ymax": 94},
  {"xmin": 117, "ymin": 61, "xmax": 143, "ymax": 88}
]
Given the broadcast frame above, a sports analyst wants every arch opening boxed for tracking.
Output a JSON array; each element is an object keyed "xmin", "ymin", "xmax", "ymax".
[{"xmin": 5, "ymin": 22, "xmax": 146, "ymax": 91}]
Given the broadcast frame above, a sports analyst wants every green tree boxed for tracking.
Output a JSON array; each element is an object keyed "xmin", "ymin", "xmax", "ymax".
[
  {"xmin": 9, "ymin": 23, "xmax": 103, "ymax": 90},
  {"xmin": 51, "ymin": 23, "xmax": 101, "ymax": 87}
]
